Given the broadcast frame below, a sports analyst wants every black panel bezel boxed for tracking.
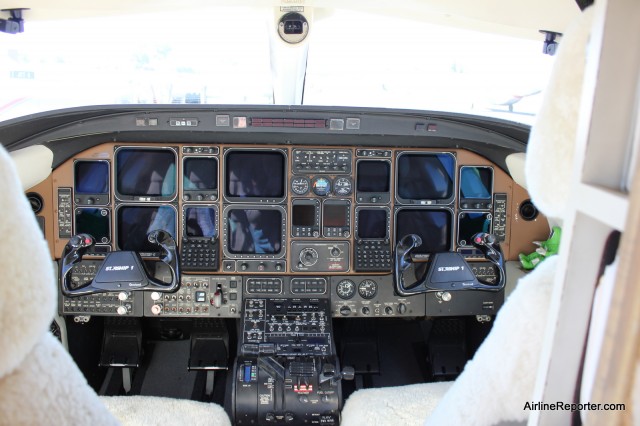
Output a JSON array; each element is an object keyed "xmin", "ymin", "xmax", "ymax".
[
  {"xmin": 394, "ymin": 151, "xmax": 457, "ymax": 206},
  {"xmin": 222, "ymin": 204, "xmax": 287, "ymax": 260},
  {"xmin": 457, "ymin": 211, "xmax": 493, "ymax": 247},
  {"xmin": 182, "ymin": 155, "xmax": 219, "ymax": 202},
  {"xmin": 73, "ymin": 159, "xmax": 110, "ymax": 206},
  {"xmin": 458, "ymin": 165, "xmax": 494, "ymax": 210},
  {"xmin": 114, "ymin": 146, "xmax": 178, "ymax": 203},
  {"xmin": 222, "ymin": 148, "xmax": 288, "ymax": 204},
  {"xmin": 114, "ymin": 203, "xmax": 178, "ymax": 256},
  {"xmin": 355, "ymin": 158, "xmax": 392, "ymax": 204},
  {"xmin": 393, "ymin": 206, "xmax": 454, "ymax": 259}
]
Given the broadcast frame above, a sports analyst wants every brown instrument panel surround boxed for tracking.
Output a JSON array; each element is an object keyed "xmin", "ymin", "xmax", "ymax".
[{"xmin": 38, "ymin": 142, "xmax": 549, "ymax": 269}]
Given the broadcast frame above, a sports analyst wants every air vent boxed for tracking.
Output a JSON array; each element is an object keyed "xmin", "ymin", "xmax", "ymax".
[
  {"xmin": 251, "ymin": 118, "xmax": 327, "ymax": 128},
  {"xmin": 519, "ymin": 199, "xmax": 539, "ymax": 221},
  {"xmin": 26, "ymin": 192, "xmax": 43, "ymax": 214}
]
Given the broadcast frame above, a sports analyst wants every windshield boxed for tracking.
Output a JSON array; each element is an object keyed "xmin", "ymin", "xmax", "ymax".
[
  {"xmin": 305, "ymin": 10, "xmax": 555, "ymax": 124},
  {"xmin": 0, "ymin": 7, "xmax": 554, "ymax": 124}
]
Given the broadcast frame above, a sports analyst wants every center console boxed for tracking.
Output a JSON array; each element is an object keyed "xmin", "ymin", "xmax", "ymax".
[{"xmin": 232, "ymin": 298, "xmax": 350, "ymax": 425}]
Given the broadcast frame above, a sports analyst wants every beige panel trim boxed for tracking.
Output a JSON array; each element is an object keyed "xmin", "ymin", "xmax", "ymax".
[
  {"xmin": 505, "ymin": 152, "xmax": 527, "ymax": 189},
  {"xmin": 10, "ymin": 145, "xmax": 54, "ymax": 190}
]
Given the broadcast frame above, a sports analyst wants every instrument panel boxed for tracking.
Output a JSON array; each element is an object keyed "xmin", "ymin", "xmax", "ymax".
[{"xmin": 37, "ymin": 142, "xmax": 549, "ymax": 319}]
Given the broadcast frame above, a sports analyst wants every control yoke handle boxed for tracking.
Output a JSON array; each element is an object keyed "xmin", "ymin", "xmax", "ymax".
[
  {"xmin": 394, "ymin": 232, "xmax": 506, "ymax": 296},
  {"xmin": 60, "ymin": 230, "xmax": 180, "ymax": 297}
]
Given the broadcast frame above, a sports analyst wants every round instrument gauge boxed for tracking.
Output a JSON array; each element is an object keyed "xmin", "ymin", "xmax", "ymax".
[
  {"xmin": 336, "ymin": 279, "xmax": 356, "ymax": 300},
  {"xmin": 333, "ymin": 177, "xmax": 352, "ymax": 196},
  {"xmin": 312, "ymin": 177, "xmax": 331, "ymax": 196},
  {"xmin": 358, "ymin": 279, "xmax": 378, "ymax": 299},
  {"xmin": 291, "ymin": 177, "xmax": 310, "ymax": 195}
]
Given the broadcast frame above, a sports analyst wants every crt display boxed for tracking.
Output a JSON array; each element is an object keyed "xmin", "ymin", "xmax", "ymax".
[
  {"xmin": 116, "ymin": 148, "xmax": 176, "ymax": 197},
  {"xmin": 75, "ymin": 208, "xmax": 110, "ymax": 243},
  {"xmin": 396, "ymin": 153, "xmax": 455, "ymax": 201},
  {"xmin": 225, "ymin": 151, "xmax": 285, "ymax": 198},
  {"xmin": 292, "ymin": 204, "xmax": 316, "ymax": 227},
  {"xmin": 458, "ymin": 212, "xmax": 492, "ymax": 245},
  {"xmin": 185, "ymin": 207, "xmax": 217, "ymax": 238},
  {"xmin": 227, "ymin": 209, "xmax": 282, "ymax": 254},
  {"xmin": 357, "ymin": 209, "xmax": 387, "ymax": 239},
  {"xmin": 117, "ymin": 206, "xmax": 176, "ymax": 252},
  {"xmin": 395, "ymin": 209, "xmax": 452, "ymax": 254},
  {"xmin": 183, "ymin": 157, "xmax": 217, "ymax": 191},
  {"xmin": 75, "ymin": 161, "xmax": 109, "ymax": 194},
  {"xmin": 460, "ymin": 167, "xmax": 492, "ymax": 200},
  {"xmin": 357, "ymin": 160, "xmax": 390, "ymax": 192},
  {"xmin": 323, "ymin": 203, "xmax": 348, "ymax": 227}
]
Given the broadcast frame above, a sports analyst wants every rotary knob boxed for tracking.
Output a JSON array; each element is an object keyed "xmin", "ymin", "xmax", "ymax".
[{"xmin": 299, "ymin": 248, "xmax": 319, "ymax": 267}]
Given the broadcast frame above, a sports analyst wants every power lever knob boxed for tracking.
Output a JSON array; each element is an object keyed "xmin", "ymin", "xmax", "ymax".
[{"xmin": 212, "ymin": 284, "xmax": 223, "ymax": 308}]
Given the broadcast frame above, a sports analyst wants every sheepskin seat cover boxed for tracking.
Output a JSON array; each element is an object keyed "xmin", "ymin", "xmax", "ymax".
[
  {"xmin": 341, "ymin": 7, "xmax": 593, "ymax": 426},
  {"xmin": 0, "ymin": 145, "xmax": 231, "ymax": 426}
]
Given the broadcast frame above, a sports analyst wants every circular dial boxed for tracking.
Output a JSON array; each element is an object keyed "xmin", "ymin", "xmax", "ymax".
[
  {"xmin": 312, "ymin": 177, "xmax": 331, "ymax": 196},
  {"xmin": 358, "ymin": 279, "xmax": 378, "ymax": 299},
  {"xmin": 336, "ymin": 279, "xmax": 356, "ymax": 300},
  {"xmin": 333, "ymin": 177, "xmax": 352, "ymax": 196},
  {"xmin": 291, "ymin": 177, "xmax": 310, "ymax": 195},
  {"xmin": 299, "ymin": 247, "xmax": 319, "ymax": 267}
]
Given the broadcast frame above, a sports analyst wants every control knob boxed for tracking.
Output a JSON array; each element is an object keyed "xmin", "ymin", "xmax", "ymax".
[
  {"xmin": 339, "ymin": 306, "xmax": 352, "ymax": 316},
  {"xmin": 116, "ymin": 306, "xmax": 128, "ymax": 316},
  {"xmin": 212, "ymin": 284, "xmax": 223, "ymax": 308},
  {"xmin": 384, "ymin": 306, "xmax": 393, "ymax": 315},
  {"xmin": 397, "ymin": 303, "xmax": 407, "ymax": 315},
  {"xmin": 299, "ymin": 248, "xmax": 319, "ymax": 267},
  {"xmin": 151, "ymin": 304, "xmax": 163, "ymax": 315}
]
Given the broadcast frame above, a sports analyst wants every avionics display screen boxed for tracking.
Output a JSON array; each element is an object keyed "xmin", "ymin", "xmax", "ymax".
[
  {"xmin": 75, "ymin": 161, "xmax": 109, "ymax": 195},
  {"xmin": 395, "ymin": 209, "xmax": 452, "ymax": 254},
  {"xmin": 357, "ymin": 209, "xmax": 387, "ymax": 239},
  {"xmin": 183, "ymin": 157, "xmax": 218, "ymax": 191},
  {"xmin": 75, "ymin": 208, "xmax": 110, "ymax": 243},
  {"xmin": 225, "ymin": 151, "xmax": 285, "ymax": 198},
  {"xmin": 396, "ymin": 153, "xmax": 455, "ymax": 202},
  {"xmin": 458, "ymin": 212, "xmax": 492, "ymax": 246},
  {"xmin": 115, "ymin": 148, "xmax": 176, "ymax": 198},
  {"xmin": 227, "ymin": 209, "xmax": 282, "ymax": 254},
  {"xmin": 357, "ymin": 160, "xmax": 391, "ymax": 192},
  {"xmin": 117, "ymin": 206, "xmax": 176, "ymax": 252},
  {"xmin": 460, "ymin": 167, "xmax": 492, "ymax": 200},
  {"xmin": 292, "ymin": 204, "xmax": 316, "ymax": 227},
  {"xmin": 184, "ymin": 207, "xmax": 217, "ymax": 238},
  {"xmin": 323, "ymin": 203, "xmax": 348, "ymax": 227}
]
